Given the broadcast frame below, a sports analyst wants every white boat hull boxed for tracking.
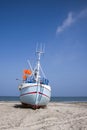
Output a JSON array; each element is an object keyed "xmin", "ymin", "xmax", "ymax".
[{"xmin": 19, "ymin": 83, "xmax": 51, "ymax": 108}]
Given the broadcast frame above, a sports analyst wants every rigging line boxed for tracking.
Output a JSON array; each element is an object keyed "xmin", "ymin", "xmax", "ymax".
[
  {"xmin": 27, "ymin": 60, "xmax": 34, "ymax": 76},
  {"xmin": 40, "ymin": 64, "xmax": 46, "ymax": 78}
]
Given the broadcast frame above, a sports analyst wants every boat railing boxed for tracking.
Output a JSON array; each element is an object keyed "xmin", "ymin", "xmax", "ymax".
[
  {"xmin": 40, "ymin": 78, "xmax": 49, "ymax": 85},
  {"xmin": 24, "ymin": 77, "xmax": 49, "ymax": 85}
]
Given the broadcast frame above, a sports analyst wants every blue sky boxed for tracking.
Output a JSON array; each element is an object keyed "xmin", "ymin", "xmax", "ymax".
[{"xmin": 0, "ymin": 0, "xmax": 87, "ymax": 96}]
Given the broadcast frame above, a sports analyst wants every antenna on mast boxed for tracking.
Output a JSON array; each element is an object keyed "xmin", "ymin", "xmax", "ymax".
[{"xmin": 36, "ymin": 43, "xmax": 45, "ymax": 55}]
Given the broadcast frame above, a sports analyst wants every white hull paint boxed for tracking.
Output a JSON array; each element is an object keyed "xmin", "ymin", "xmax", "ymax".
[{"xmin": 19, "ymin": 83, "xmax": 51, "ymax": 108}]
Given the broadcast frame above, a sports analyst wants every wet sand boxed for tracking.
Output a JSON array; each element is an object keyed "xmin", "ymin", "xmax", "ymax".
[{"xmin": 0, "ymin": 102, "xmax": 87, "ymax": 130}]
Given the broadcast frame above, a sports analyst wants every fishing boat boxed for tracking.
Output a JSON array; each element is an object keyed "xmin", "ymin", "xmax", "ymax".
[{"xmin": 18, "ymin": 47, "xmax": 51, "ymax": 109}]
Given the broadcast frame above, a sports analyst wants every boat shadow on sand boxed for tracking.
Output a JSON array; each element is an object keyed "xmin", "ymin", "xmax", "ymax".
[{"xmin": 14, "ymin": 103, "xmax": 47, "ymax": 110}]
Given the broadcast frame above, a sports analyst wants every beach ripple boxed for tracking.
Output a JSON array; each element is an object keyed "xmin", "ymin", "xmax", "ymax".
[{"xmin": 0, "ymin": 102, "xmax": 87, "ymax": 130}]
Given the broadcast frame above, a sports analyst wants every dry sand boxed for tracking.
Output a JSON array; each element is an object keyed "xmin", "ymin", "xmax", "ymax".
[{"xmin": 0, "ymin": 102, "xmax": 87, "ymax": 130}]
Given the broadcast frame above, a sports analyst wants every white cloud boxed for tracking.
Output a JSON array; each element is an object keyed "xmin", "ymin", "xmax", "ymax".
[
  {"xmin": 56, "ymin": 8, "xmax": 87, "ymax": 34},
  {"xmin": 56, "ymin": 12, "xmax": 75, "ymax": 33}
]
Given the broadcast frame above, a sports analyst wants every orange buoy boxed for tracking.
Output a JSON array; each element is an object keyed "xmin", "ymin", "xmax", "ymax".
[
  {"xmin": 23, "ymin": 75, "xmax": 27, "ymax": 80},
  {"xmin": 23, "ymin": 69, "xmax": 32, "ymax": 75}
]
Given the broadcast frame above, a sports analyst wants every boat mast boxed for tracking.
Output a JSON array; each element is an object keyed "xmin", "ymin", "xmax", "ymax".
[
  {"xmin": 36, "ymin": 50, "xmax": 43, "ymax": 82},
  {"xmin": 35, "ymin": 44, "xmax": 44, "ymax": 82}
]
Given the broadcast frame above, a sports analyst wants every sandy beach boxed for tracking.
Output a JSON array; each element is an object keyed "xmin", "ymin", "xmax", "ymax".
[{"xmin": 0, "ymin": 102, "xmax": 87, "ymax": 130}]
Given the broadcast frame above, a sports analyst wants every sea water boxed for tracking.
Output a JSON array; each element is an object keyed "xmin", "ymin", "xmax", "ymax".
[
  {"xmin": 0, "ymin": 96, "xmax": 87, "ymax": 102},
  {"xmin": 51, "ymin": 97, "xmax": 87, "ymax": 102},
  {"xmin": 0, "ymin": 96, "xmax": 19, "ymax": 101}
]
